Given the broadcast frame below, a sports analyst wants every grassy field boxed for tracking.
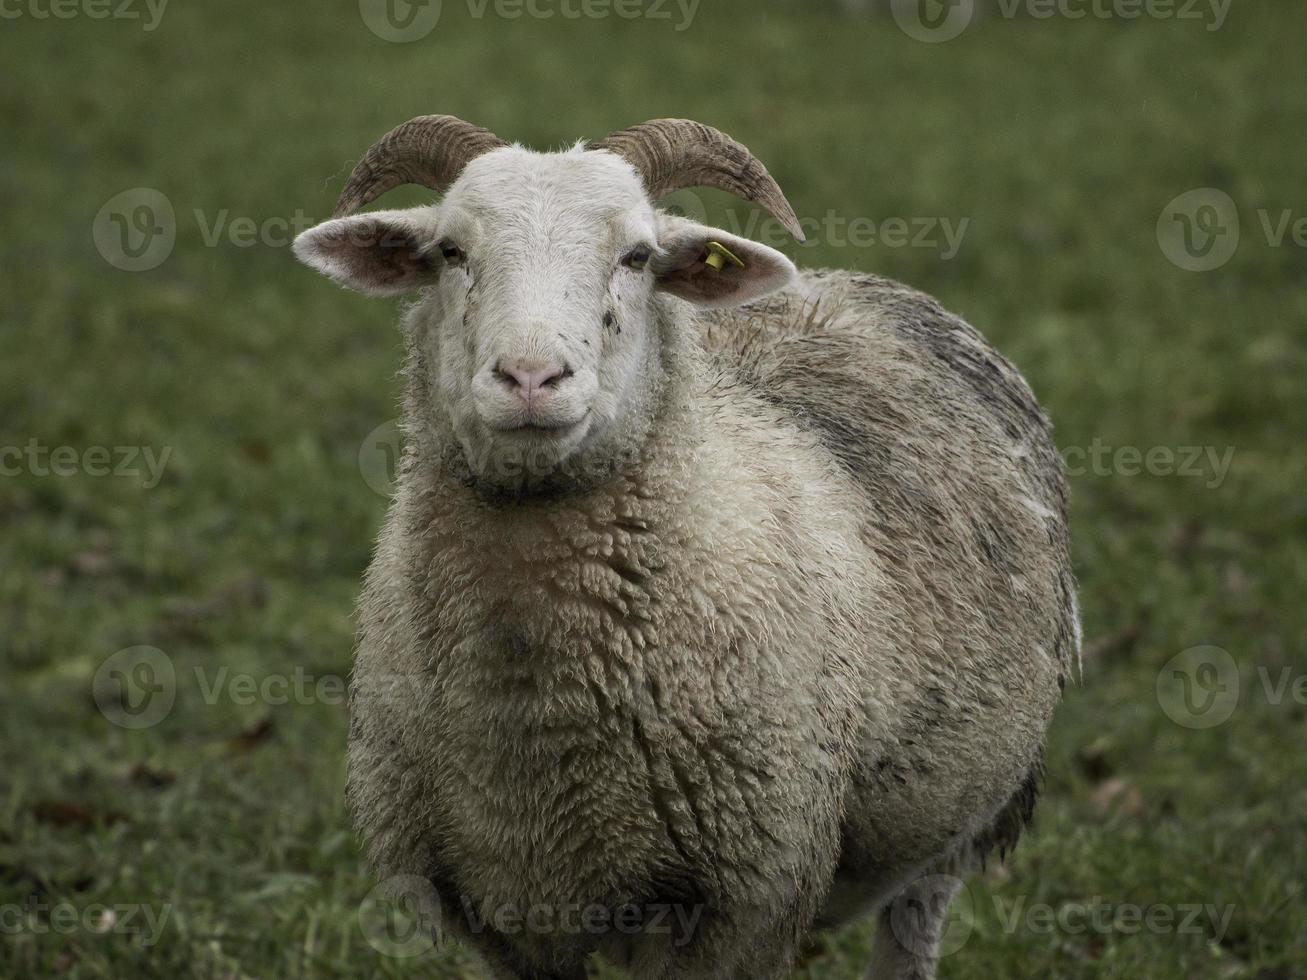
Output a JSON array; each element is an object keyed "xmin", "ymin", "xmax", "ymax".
[{"xmin": 2, "ymin": 0, "xmax": 1305, "ymax": 977}]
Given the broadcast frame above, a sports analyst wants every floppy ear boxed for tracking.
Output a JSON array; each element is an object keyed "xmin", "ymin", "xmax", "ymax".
[
  {"xmin": 293, "ymin": 209, "xmax": 438, "ymax": 296},
  {"xmin": 652, "ymin": 214, "xmax": 797, "ymax": 308}
]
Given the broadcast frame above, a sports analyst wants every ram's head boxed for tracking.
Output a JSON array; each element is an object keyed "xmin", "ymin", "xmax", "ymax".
[{"xmin": 294, "ymin": 116, "xmax": 803, "ymax": 492}]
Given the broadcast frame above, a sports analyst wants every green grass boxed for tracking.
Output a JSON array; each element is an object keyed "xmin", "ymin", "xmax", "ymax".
[{"xmin": 2, "ymin": 1, "xmax": 1305, "ymax": 977}]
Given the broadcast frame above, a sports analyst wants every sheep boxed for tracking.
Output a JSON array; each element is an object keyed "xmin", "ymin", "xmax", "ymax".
[{"xmin": 293, "ymin": 116, "xmax": 1078, "ymax": 980}]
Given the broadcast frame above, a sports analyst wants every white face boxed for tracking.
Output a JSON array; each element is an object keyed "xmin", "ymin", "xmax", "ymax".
[
  {"xmin": 429, "ymin": 149, "xmax": 662, "ymax": 486},
  {"xmin": 295, "ymin": 144, "xmax": 797, "ymax": 495}
]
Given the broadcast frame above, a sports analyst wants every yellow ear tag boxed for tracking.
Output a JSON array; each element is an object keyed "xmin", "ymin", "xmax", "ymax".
[{"xmin": 704, "ymin": 240, "xmax": 746, "ymax": 272}]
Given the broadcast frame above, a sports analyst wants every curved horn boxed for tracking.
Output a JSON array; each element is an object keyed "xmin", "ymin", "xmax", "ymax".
[
  {"xmin": 590, "ymin": 118, "xmax": 805, "ymax": 241},
  {"xmin": 333, "ymin": 115, "xmax": 508, "ymax": 218}
]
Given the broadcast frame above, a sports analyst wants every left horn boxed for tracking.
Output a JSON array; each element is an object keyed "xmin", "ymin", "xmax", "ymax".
[{"xmin": 589, "ymin": 118, "xmax": 804, "ymax": 241}]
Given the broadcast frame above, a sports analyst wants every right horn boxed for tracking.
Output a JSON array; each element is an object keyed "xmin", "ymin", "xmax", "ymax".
[
  {"xmin": 333, "ymin": 115, "xmax": 507, "ymax": 218},
  {"xmin": 589, "ymin": 118, "xmax": 805, "ymax": 241}
]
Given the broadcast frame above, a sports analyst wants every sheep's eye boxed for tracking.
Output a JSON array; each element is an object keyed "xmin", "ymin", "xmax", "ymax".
[
  {"xmin": 438, "ymin": 240, "xmax": 466, "ymax": 266},
  {"xmin": 622, "ymin": 246, "xmax": 652, "ymax": 272}
]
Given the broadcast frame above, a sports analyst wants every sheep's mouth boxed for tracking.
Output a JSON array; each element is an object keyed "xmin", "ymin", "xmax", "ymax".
[
  {"xmin": 493, "ymin": 421, "xmax": 578, "ymax": 434},
  {"xmin": 490, "ymin": 410, "xmax": 591, "ymax": 435}
]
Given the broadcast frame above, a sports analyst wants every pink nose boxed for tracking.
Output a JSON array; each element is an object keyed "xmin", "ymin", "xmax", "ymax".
[{"xmin": 496, "ymin": 358, "xmax": 567, "ymax": 401}]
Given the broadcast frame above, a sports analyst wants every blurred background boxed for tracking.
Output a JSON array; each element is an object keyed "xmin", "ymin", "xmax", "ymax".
[{"xmin": 2, "ymin": 0, "xmax": 1304, "ymax": 977}]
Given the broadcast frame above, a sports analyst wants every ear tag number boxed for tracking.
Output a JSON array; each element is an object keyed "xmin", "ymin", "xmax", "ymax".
[{"xmin": 704, "ymin": 240, "xmax": 746, "ymax": 272}]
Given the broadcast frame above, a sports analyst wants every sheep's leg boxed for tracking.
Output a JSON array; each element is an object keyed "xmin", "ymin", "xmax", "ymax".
[
  {"xmin": 489, "ymin": 967, "xmax": 587, "ymax": 980},
  {"xmin": 470, "ymin": 943, "xmax": 588, "ymax": 980},
  {"xmin": 865, "ymin": 874, "xmax": 963, "ymax": 980},
  {"xmin": 457, "ymin": 923, "xmax": 590, "ymax": 980},
  {"xmin": 624, "ymin": 904, "xmax": 804, "ymax": 980}
]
